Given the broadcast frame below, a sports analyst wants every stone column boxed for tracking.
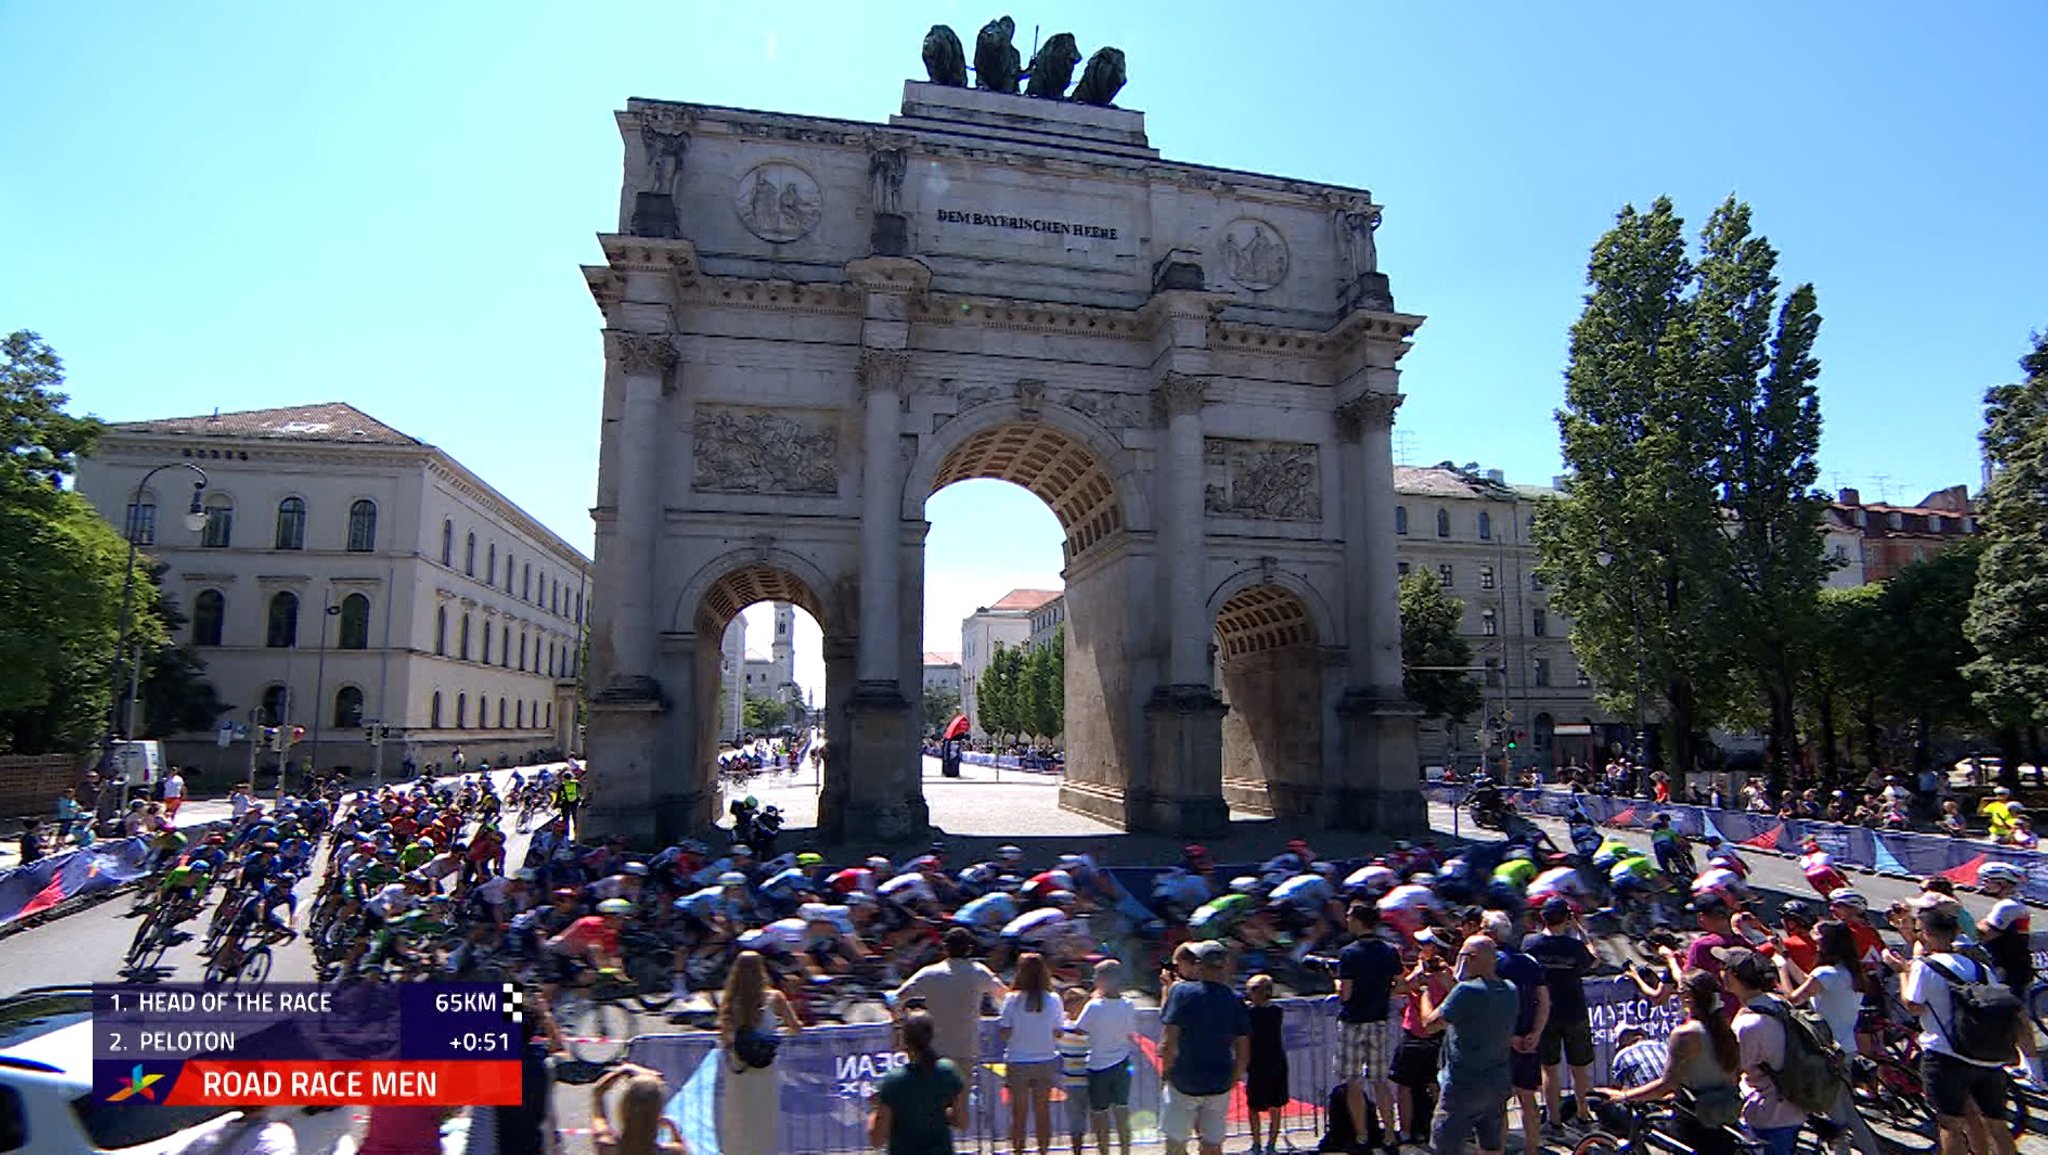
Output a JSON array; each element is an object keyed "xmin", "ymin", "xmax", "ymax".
[
  {"xmin": 855, "ymin": 349, "xmax": 909, "ymax": 685},
  {"xmin": 1333, "ymin": 390, "xmax": 1424, "ymax": 832},
  {"xmin": 600, "ymin": 329, "xmax": 675, "ymax": 696}
]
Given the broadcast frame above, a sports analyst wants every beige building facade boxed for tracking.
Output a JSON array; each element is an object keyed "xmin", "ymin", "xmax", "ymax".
[
  {"xmin": 74, "ymin": 404, "xmax": 591, "ymax": 779},
  {"xmin": 958, "ymin": 589, "xmax": 1057, "ymax": 741},
  {"xmin": 584, "ymin": 74, "xmax": 1425, "ymax": 844}
]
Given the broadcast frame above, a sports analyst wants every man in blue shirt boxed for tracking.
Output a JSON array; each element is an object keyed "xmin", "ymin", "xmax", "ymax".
[
  {"xmin": 1419, "ymin": 935, "xmax": 1518, "ymax": 1155},
  {"xmin": 1158, "ymin": 940, "xmax": 1250, "ymax": 1155},
  {"xmin": 1336, "ymin": 902, "xmax": 1403, "ymax": 1152},
  {"xmin": 1484, "ymin": 911, "xmax": 1550, "ymax": 1155}
]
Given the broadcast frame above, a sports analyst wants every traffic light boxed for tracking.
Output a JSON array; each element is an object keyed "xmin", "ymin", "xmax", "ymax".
[{"xmin": 290, "ymin": 725, "xmax": 306, "ymax": 747}]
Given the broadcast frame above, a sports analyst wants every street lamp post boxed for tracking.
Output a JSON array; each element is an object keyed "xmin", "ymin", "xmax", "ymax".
[
  {"xmin": 101, "ymin": 462, "xmax": 209, "ymax": 808},
  {"xmin": 308, "ymin": 592, "xmax": 341, "ymax": 774}
]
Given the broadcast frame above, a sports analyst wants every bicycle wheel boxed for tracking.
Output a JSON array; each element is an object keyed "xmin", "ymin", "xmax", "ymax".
[
  {"xmin": 239, "ymin": 947, "xmax": 273, "ymax": 987},
  {"xmin": 127, "ymin": 908, "xmax": 164, "ymax": 965},
  {"xmin": 1570, "ymin": 1133, "xmax": 1620, "ymax": 1155},
  {"xmin": 564, "ymin": 999, "xmax": 631, "ymax": 1065},
  {"xmin": 2031, "ymin": 981, "xmax": 2048, "ymax": 1044},
  {"xmin": 629, "ymin": 950, "xmax": 677, "ymax": 1012}
]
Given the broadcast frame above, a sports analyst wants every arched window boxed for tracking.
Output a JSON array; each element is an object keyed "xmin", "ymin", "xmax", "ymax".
[
  {"xmin": 518, "ymin": 632, "xmax": 528, "ymax": 672},
  {"xmin": 497, "ymin": 697, "xmax": 507, "ymax": 728},
  {"xmin": 459, "ymin": 614, "xmax": 473, "ymax": 661},
  {"xmin": 545, "ymin": 701, "xmax": 553, "ymax": 728},
  {"xmin": 260, "ymin": 684, "xmax": 290, "ymax": 725},
  {"xmin": 504, "ymin": 551, "xmax": 515, "ymax": 593},
  {"xmin": 465, "ymin": 533, "xmax": 477, "ymax": 576},
  {"xmin": 430, "ymin": 691, "xmax": 443, "ymax": 729},
  {"xmin": 456, "ymin": 692, "xmax": 468, "ymax": 729},
  {"xmin": 441, "ymin": 519, "xmax": 454, "ymax": 565},
  {"xmin": 522, "ymin": 563, "xmax": 532, "ymax": 601},
  {"xmin": 192, "ymin": 590, "xmax": 225, "ymax": 646},
  {"xmin": 1435, "ymin": 508, "xmax": 1451, "ymax": 538},
  {"xmin": 1481, "ymin": 607, "xmax": 1498, "ymax": 637},
  {"xmin": 275, "ymin": 498, "xmax": 306, "ymax": 550},
  {"xmin": 1478, "ymin": 511, "xmax": 1493, "ymax": 541},
  {"xmin": 1394, "ymin": 505, "xmax": 1408, "ymax": 535},
  {"xmin": 516, "ymin": 700, "xmax": 525, "ymax": 728},
  {"xmin": 347, "ymin": 500, "xmax": 377, "ymax": 552},
  {"xmin": 481, "ymin": 622, "xmax": 492, "ymax": 665},
  {"xmin": 201, "ymin": 494, "xmax": 234, "ymax": 548},
  {"xmin": 487, "ymin": 544, "xmax": 497, "ymax": 584},
  {"xmin": 266, "ymin": 591, "xmax": 300, "ymax": 648},
  {"xmin": 333, "ymin": 686, "xmax": 365, "ymax": 728},
  {"xmin": 435, "ymin": 606, "xmax": 448, "ymax": 656},
  {"xmin": 502, "ymin": 624, "xmax": 512, "ymax": 667},
  {"xmin": 338, "ymin": 593, "xmax": 370, "ymax": 649}
]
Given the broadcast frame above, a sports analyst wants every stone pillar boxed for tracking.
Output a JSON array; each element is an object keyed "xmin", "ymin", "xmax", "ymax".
[
  {"xmin": 1332, "ymin": 391, "xmax": 1424, "ymax": 833},
  {"xmin": 598, "ymin": 330, "xmax": 675, "ymax": 698},
  {"xmin": 1140, "ymin": 372, "xmax": 1228, "ymax": 836},
  {"xmin": 856, "ymin": 349, "xmax": 909, "ymax": 685}
]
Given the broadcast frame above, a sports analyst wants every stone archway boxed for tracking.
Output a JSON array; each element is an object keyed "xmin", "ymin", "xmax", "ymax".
[{"xmin": 1212, "ymin": 582, "xmax": 1328, "ymax": 818}]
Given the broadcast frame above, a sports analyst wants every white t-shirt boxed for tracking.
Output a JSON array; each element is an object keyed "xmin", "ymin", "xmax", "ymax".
[
  {"xmin": 164, "ymin": 774, "xmax": 186, "ymax": 800},
  {"xmin": 1000, "ymin": 991, "xmax": 1062, "ymax": 1063},
  {"xmin": 1986, "ymin": 897, "xmax": 2030, "ymax": 934},
  {"xmin": 1070, "ymin": 994, "xmax": 1137, "ymax": 1070},
  {"xmin": 1903, "ymin": 952, "xmax": 2002, "ymax": 1066},
  {"xmin": 230, "ymin": 792, "xmax": 252, "ymax": 818},
  {"xmin": 1806, "ymin": 965, "xmax": 1861, "ymax": 1058}
]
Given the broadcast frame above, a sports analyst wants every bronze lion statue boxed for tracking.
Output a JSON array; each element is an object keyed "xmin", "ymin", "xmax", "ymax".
[
  {"xmin": 922, "ymin": 25, "xmax": 967, "ymax": 87},
  {"xmin": 1025, "ymin": 32, "xmax": 1082, "ymax": 99},
  {"xmin": 1071, "ymin": 46, "xmax": 1126, "ymax": 107},
  {"xmin": 973, "ymin": 16, "xmax": 1022, "ymax": 94}
]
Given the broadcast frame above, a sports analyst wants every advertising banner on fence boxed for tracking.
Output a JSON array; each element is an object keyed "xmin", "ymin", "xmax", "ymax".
[{"xmin": 0, "ymin": 835, "xmax": 156, "ymax": 926}]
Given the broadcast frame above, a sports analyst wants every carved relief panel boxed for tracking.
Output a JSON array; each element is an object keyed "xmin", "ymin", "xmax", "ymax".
[
  {"xmin": 692, "ymin": 406, "xmax": 840, "ymax": 495},
  {"xmin": 1203, "ymin": 438, "xmax": 1321, "ymax": 521}
]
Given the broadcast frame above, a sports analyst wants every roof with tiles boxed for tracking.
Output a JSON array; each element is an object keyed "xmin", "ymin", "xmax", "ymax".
[
  {"xmin": 110, "ymin": 402, "xmax": 422, "ymax": 446},
  {"xmin": 986, "ymin": 588, "xmax": 1062, "ymax": 612},
  {"xmin": 922, "ymin": 651, "xmax": 961, "ymax": 666}
]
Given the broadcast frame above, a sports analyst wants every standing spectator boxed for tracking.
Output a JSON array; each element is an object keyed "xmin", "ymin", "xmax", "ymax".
[
  {"xmin": 588, "ymin": 1064, "xmax": 684, "ymax": 1155},
  {"xmin": 1896, "ymin": 903, "xmax": 2018, "ymax": 1155},
  {"xmin": 358, "ymin": 1105, "xmax": 451, "ymax": 1155},
  {"xmin": 1775, "ymin": 921, "xmax": 1866, "ymax": 1061},
  {"xmin": 1974, "ymin": 862, "xmax": 2043, "ymax": 1082},
  {"xmin": 872, "ymin": 1010, "xmax": 965, "ymax": 1155},
  {"xmin": 229, "ymin": 782, "xmax": 252, "ymax": 820},
  {"xmin": 1417, "ymin": 935, "xmax": 1518, "ymax": 1155},
  {"xmin": 1158, "ymin": 940, "xmax": 1250, "ymax": 1155},
  {"xmin": 1391, "ymin": 930, "xmax": 1455, "ymax": 1144},
  {"xmin": 1979, "ymin": 786, "xmax": 2017, "ymax": 842},
  {"xmin": 452, "ymin": 745, "xmax": 465, "ymax": 772},
  {"xmin": 717, "ymin": 950, "xmax": 802, "ymax": 1155},
  {"xmin": 1596, "ymin": 970, "xmax": 1740, "ymax": 1155},
  {"xmin": 892, "ymin": 927, "xmax": 1006, "ymax": 1090},
  {"xmin": 53, "ymin": 789, "xmax": 84, "ymax": 846},
  {"xmin": 1484, "ymin": 911, "xmax": 1550, "ymax": 1155},
  {"xmin": 17, "ymin": 819, "xmax": 48, "ymax": 866},
  {"xmin": 1066, "ymin": 958, "xmax": 1136, "ymax": 1155},
  {"xmin": 1337, "ymin": 903, "xmax": 1403, "ymax": 1150},
  {"xmin": 1522, "ymin": 898, "xmax": 1597, "ymax": 1135},
  {"xmin": 1243, "ymin": 974, "xmax": 1288, "ymax": 1155},
  {"xmin": 554, "ymin": 771, "xmax": 584, "ymax": 841},
  {"xmin": 162, "ymin": 767, "xmax": 187, "ymax": 820},
  {"xmin": 1717, "ymin": 949, "xmax": 1812, "ymax": 1155},
  {"xmin": 1055, "ymin": 989, "xmax": 1094, "ymax": 1155},
  {"xmin": 1000, "ymin": 952, "xmax": 1062, "ymax": 1155},
  {"xmin": 1679, "ymin": 898, "xmax": 1745, "ymax": 1018}
]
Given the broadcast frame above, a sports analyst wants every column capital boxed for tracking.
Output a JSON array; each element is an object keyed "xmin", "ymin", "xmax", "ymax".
[
  {"xmin": 1335, "ymin": 391, "xmax": 1404, "ymax": 441},
  {"xmin": 1152, "ymin": 372, "xmax": 1210, "ymax": 423},
  {"xmin": 605, "ymin": 330, "xmax": 678, "ymax": 380},
  {"xmin": 857, "ymin": 348, "xmax": 912, "ymax": 398}
]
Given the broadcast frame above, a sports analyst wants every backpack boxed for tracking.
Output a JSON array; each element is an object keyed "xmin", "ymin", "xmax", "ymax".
[
  {"xmin": 1753, "ymin": 997, "xmax": 1850, "ymax": 1116},
  {"xmin": 731, "ymin": 1026, "xmax": 780, "ymax": 1070},
  {"xmin": 1318, "ymin": 1082, "xmax": 1384, "ymax": 1152},
  {"xmin": 1923, "ymin": 954, "xmax": 2025, "ymax": 1065}
]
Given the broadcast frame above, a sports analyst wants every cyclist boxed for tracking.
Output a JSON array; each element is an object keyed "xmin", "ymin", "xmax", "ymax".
[
  {"xmin": 1974, "ymin": 861, "xmax": 2043, "ymax": 1083},
  {"xmin": 152, "ymin": 857, "xmax": 214, "ymax": 933},
  {"xmin": 1343, "ymin": 857, "xmax": 1399, "ymax": 901},
  {"xmin": 1376, "ymin": 872, "xmax": 1441, "ymax": 937},
  {"xmin": 952, "ymin": 888, "xmax": 1021, "ymax": 951},
  {"xmin": 543, "ymin": 896, "xmax": 633, "ymax": 994},
  {"xmin": 1527, "ymin": 861, "xmax": 1593, "ymax": 915},
  {"xmin": 210, "ymin": 877, "xmax": 298, "ymax": 977},
  {"xmin": 1797, "ymin": 837, "xmax": 1848, "ymax": 898},
  {"xmin": 1646, "ymin": 815, "xmax": 1693, "ymax": 878},
  {"xmin": 1698, "ymin": 835, "xmax": 1748, "ymax": 880},
  {"xmin": 1823, "ymin": 889, "xmax": 1888, "ymax": 973}
]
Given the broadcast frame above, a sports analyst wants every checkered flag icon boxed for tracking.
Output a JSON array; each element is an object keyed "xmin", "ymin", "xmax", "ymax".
[{"xmin": 502, "ymin": 982, "xmax": 524, "ymax": 1024}]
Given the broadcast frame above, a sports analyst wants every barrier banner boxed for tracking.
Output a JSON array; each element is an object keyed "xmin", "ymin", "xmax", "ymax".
[{"xmin": 0, "ymin": 835, "xmax": 156, "ymax": 927}]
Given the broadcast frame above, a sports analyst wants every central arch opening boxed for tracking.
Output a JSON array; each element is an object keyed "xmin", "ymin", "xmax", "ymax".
[
  {"xmin": 1214, "ymin": 582, "xmax": 1326, "ymax": 818},
  {"xmin": 687, "ymin": 563, "xmax": 827, "ymax": 821}
]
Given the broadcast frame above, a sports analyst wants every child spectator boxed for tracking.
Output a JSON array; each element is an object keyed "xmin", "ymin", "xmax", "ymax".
[
  {"xmin": 1065, "ymin": 959, "xmax": 1135, "ymax": 1155},
  {"xmin": 1056, "ymin": 988, "xmax": 1093, "ymax": 1155},
  {"xmin": 1243, "ymin": 974, "xmax": 1289, "ymax": 1155}
]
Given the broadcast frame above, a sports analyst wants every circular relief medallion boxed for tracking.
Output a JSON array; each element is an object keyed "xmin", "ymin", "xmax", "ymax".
[
  {"xmin": 734, "ymin": 162, "xmax": 822, "ymax": 243},
  {"xmin": 1220, "ymin": 217, "xmax": 1289, "ymax": 291}
]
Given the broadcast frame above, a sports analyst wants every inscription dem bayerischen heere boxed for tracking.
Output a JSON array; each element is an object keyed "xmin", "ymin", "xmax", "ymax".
[{"xmin": 935, "ymin": 209, "xmax": 1119, "ymax": 240}]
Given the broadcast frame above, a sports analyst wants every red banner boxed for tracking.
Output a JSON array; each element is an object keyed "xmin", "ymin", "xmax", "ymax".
[{"xmin": 162, "ymin": 1061, "xmax": 522, "ymax": 1106}]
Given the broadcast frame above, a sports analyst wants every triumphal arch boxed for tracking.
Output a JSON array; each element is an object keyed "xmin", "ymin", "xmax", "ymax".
[{"xmin": 581, "ymin": 36, "xmax": 1426, "ymax": 846}]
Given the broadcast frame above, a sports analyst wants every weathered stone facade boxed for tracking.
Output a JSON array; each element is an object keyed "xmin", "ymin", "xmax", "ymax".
[{"xmin": 583, "ymin": 79, "xmax": 1426, "ymax": 845}]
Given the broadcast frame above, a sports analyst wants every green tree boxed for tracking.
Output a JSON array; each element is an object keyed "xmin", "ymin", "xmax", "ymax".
[
  {"xmin": 977, "ymin": 643, "xmax": 1026, "ymax": 742},
  {"xmin": 1399, "ymin": 571, "xmax": 1483, "ymax": 729},
  {"xmin": 1878, "ymin": 542, "xmax": 1984, "ymax": 771},
  {"xmin": 1019, "ymin": 629, "xmax": 1065, "ymax": 742},
  {"xmin": 1533, "ymin": 198, "xmax": 1732, "ymax": 783},
  {"xmin": 1966, "ymin": 329, "xmax": 2048, "ymax": 765},
  {"xmin": 1802, "ymin": 584, "xmax": 1885, "ymax": 778},
  {"xmin": 1694, "ymin": 198, "xmax": 1828, "ymax": 787},
  {"xmin": 922, "ymin": 685, "xmax": 961, "ymax": 732},
  {"xmin": 741, "ymin": 691, "xmax": 789, "ymax": 731}
]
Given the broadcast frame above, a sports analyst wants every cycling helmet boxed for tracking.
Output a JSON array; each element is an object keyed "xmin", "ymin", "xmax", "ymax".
[
  {"xmin": 190, "ymin": 860, "xmax": 213, "ymax": 874},
  {"xmin": 1286, "ymin": 839, "xmax": 1311, "ymax": 853},
  {"xmin": 679, "ymin": 839, "xmax": 710, "ymax": 856},
  {"xmin": 261, "ymin": 842, "xmax": 281, "ymax": 852},
  {"xmin": 1409, "ymin": 873, "xmax": 1437, "ymax": 886},
  {"xmin": 796, "ymin": 852, "xmax": 824, "ymax": 867},
  {"xmin": 1979, "ymin": 862, "xmax": 2027, "ymax": 887},
  {"xmin": 1826, "ymin": 888, "xmax": 1868, "ymax": 912},
  {"xmin": 997, "ymin": 844, "xmax": 1024, "ymax": 860},
  {"xmin": 1229, "ymin": 875, "xmax": 1262, "ymax": 894},
  {"xmin": 1392, "ymin": 839, "xmax": 1412, "ymax": 850},
  {"xmin": 1183, "ymin": 843, "xmax": 1213, "ymax": 862},
  {"xmin": 1044, "ymin": 870, "xmax": 1075, "ymax": 891},
  {"xmin": 1046, "ymin": 890, "xmax": 1076, "ymax": 906},
  {"xmin": 842, "ymin": 891, "xmax": 876, "ymax": 908},
  {"xmin": 621, "ymin": 862, "xmax": 649, "ymax": 877},
  {"xmin": 551, "ymin": 888, "xmax": 578, "ymax": 901},
  {"xmin": 866, "ymin": 856, "xmax": 892, "ymax": 872},
  {"xmin": 718, "ymin": 871, "xmax": 749, "ymax": 887},
  {"xmin": 596, "ymin": 898, "xmax": 635, "ymax": 915},
  {"xmin": 1701, "ymin": 834, "xmax": 1724, "ymax": 846},
  {"xmin": 1506, "ymin": 847, "xmax": 1533, "ymax": 862},
  {"xmin": 514, "ymin": 868, "xmax": 537, "ymax": 882},
  {"xmin": 799, "ymin": 903, "xmax": 838, "ymax": 923},
  {"xmin": 1310, "ymin": 861, "xmax": 1338, "ymax": 877},
  {"xmin": 730, "ymin": 844, "xmax": 754, "ymax": 857},
  {"xmin": 1778, "ymin": 899, "xmax": 1819, "ymax": 926}
]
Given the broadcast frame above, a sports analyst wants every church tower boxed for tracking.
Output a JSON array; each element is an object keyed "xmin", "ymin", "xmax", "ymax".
[{"xmin": 772, "ymin": 601, "xmax": 795, "ymax": 686}]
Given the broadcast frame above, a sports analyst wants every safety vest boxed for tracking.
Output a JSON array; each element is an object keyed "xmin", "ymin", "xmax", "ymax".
[{"xmin": 560, "ymin": 780, "xmax": 581, "ymax": 802}]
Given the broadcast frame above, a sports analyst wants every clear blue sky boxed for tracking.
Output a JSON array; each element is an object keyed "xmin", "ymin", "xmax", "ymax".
[{"xmin": 6, "ymin": 2, "xmax": 2044, "ymax": 697}]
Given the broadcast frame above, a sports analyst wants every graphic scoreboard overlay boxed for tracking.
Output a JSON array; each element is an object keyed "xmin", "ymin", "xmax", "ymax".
[{"xmin": 91, "ymin": 983, "xmax": 525, "ymax": 1106}]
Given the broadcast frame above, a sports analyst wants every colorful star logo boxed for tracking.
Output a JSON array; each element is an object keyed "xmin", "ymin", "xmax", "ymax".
[{"xmin": 108, "ymin": 1064, "xmax": 164, "ymax": 1102}]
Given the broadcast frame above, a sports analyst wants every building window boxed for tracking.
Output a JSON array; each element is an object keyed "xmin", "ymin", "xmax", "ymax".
[
  {"xmin": 460, "ymin": 615, "xmax": 473, "ymax": 661},
  {"xmin": 487, "ymin": 544, "xmax": 496, "ymax": 585},
  {"xmin": 441, "ymin": 519, "xmax": 454, "ymax": 565},
  {"xmin": 465, "ymin": 533, "xmax": 476, "ymax": 576},
  {"xmin": 522, "ymin": 563, "xmax": 532, "ymax": 601},
  {"xmin": 260, "ymin": 684, "xmax": 289, "ymax": 725},
  {"xmin": 1484, "ymin": 658, "xmax": 1501, "ymax": 687},
  {"xmin": 1394, "ymin": 505, "xmax": 1408, "ymax": 535},
  {"xmin": 1575, "ymin": 666, "xmax": 1591, "ymax": 687},
  {"xmin": 1437, "ymin": 563, "xmax": 1454, "ymax": 587},
  {"xmin": 1481, "ymin": 608, "xmax": 1498, "ymax": 637},
  {"xmin": 482, "ymin": 622, "xmax": 492, "ymax": 665},
  {"xmin": 1530, "ymin": 572, "xmax": 1546, "ymax": 592},
  {"xmin": 275, "ymin": 498, "xmax": 306, "ymax": 550},
  {"xmin": 1479, "ymin": 565, "xmax": 1496, "ymax": 590},
  {"xmin": 201, "ymin": 495, "xmax": 234, "ymax": 548},
  {"xmin": 1396, "ymin": 561, "xmax": 1410, "ymax": 576},
  {"xmin": 1478, "ymin": 511, "xmax": 1492, "ymax": 541},
  {"xmin": 124, "ymin": 502, "xmax": 157, "ymax": 545},
  {"xmin": 192, "ymin": 590, "xmax": 225, "ymax": 646},
  {"xmin": 1532, "ymin": 608, "xmax": 1547, "ymax": 637},
  {"xmin": 346, "ymin": 499, "xmax": 377, "ymax": 552},
  {"xmin": 430, "ymin": 691, "xmax": 442, "ymax": 728},
  {"xmin": 1436, "ymin": 508, "xmax": 1451, "ymax": 538},
  {"xmin": 505, "ymin": 553, "xmax": 515, "ymax": 594},
  {"xmin": 338, "ymin": 593, "xmax": 370, "ymax": 649},
  {"xmin": 1534, "ymin": 657, "xmax": 1552, "ymax": 687},
  {"xmin": 576, "ymin": 592, "xmax": 584, "ymax": 624},
  {"xmin": 456, "ymin": 692, "xmax": 467, "ymax": 729},
  {"xmin": 497, "ymin": 697, "xmax": 507, "ymax": 728},
  {"xmin": 516, "ymin": 700, "xmax": 525, "ymax": 728},
  {"xmin": 435, "ymin": 607, "xmax": 448, "ymax": 656},
  {"xmin": 545, "ymin": 701, "xmax": 553, "ymax": 727},
  {"xmin": 518, "ymin": 632, "xmax": 528, "ymax": 671},
  {"xmin": 333, "ymin": 686, "xmax": 365, "ymax": 728},
  {"xmin": 266, "ymin": 591, "xmax": 300, "ymax": 648}
]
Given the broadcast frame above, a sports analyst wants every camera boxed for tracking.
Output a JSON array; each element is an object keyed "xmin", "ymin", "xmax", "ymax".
[
  {"xmin": 1644, "ymin": 928, "xmax": 1682, "ymax": 953},
  {"xmin": 1300, "ymin": 954, "xmax": 1342, "ymax": 974}
]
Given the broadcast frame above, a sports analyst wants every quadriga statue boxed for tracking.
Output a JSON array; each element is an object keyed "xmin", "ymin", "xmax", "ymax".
[
  {"xmin": 1024, "ymin": 32, "xmax": 1081, "ymax": 99},
  {"xmin": 922, "ymin": 25, "xmax": 967, "ymax": 87},
  {"xmin": 1070, "ymin": 46, "xmax": 1126, "ymax": 107},
  {"xmin": 973, "ymin": 16, "xmax": 1022, "ymax": 94}
]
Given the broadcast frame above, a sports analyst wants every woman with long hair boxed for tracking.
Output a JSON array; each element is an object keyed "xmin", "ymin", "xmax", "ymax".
[
  {"xmin": 1599, "ymin": 969, "xmax": 1740, "ymax": 1155},
  {"xmin": 871, "ymin": 1010, "xmax": 966, "ymax": 1155},
  {"xmin": 1777, "ymin": 919, "xmax": 1867, "ymax": 1057},
  {"xmin": 717, "ymin": 949, "xmax": 801, "ymax": 1155},
  {"xmin": 589, "ymin": 1064, "xmax": 685, "ymax": 1155},
  {"xmin": 999, "ymin": 952, "xmax": 1061, "ymax": 1155}
]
